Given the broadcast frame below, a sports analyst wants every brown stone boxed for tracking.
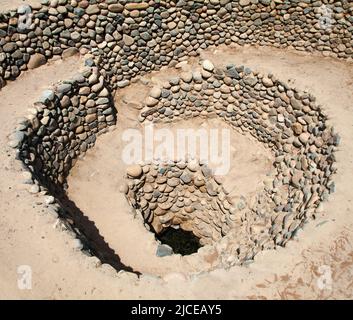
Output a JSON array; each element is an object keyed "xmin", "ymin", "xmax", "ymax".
[
  {"xmin": 108, "ymin": 4, "xmax": 124, "ymax": 13},
  {"xmin": 27, "ymin": 53, "xmax": 46, "ymax": 69},
  {"xmin": 126, "ymin": 164, "xmax": 142, "ymax": 178},
  {"xmin": 62, "ymin": 48, "xmax": 79, "ymax": 59},
  {"xmin": 85, "ymin": 114, "xmax": 97, "ymax": 124},
  {"xmin": 125, "ymin": 2, "xmax": 149, "ymax": 10}
]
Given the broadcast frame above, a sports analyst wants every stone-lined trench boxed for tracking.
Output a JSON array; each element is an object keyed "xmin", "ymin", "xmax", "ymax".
[
  {"xmin": 2, "ymin": 0, "xmax": 350, "ymax": 274},
  {"xmin": 119, "ymin": 59, "xmax": 339, "ymax": 269}
]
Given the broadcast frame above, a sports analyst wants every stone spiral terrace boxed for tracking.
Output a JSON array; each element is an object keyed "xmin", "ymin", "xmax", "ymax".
[{"xmin": 0, "ymin": 0, "xmax": 352, "ymax": 299}]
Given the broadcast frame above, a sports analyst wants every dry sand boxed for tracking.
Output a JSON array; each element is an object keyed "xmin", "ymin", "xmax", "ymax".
[
  {"xmin": 0, "ymin": 43, "xmax": 353, "ymax": 299},
  {"xmin": 0, "ymin": 0, "xmax": 40, "ymax": 11}
]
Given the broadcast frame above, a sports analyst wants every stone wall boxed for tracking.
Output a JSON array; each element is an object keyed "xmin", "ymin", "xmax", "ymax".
[
  {"xmin": 12, "ymin": 65, "xmax": 115, "ymax": 191},
  {"xmin": 0, "ymin": 0, "xmax": 352, "ymax": 90},
  {"xmin": 123, "ymin": 60, "xmax": 339, "ymax": 266},
  {"xmin": 125, "ymin": 161, "xmax": 234, "ymax": 246},
  {"xmin": 8, "ymin": 63, "xmax": 119, "ymax": 267}
]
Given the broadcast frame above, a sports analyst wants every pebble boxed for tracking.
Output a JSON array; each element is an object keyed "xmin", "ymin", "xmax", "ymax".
[
  {"xmin": 72, "ymin": 239, "xmax": 84, "ymax": 251},
  {"xmin": 263, "ymin": 77, "xmax": 273, "ymax": 87},
  {"xmin": 167, "ymin": 178, "xmax": 180, "ymax": 187},
  {"xmin": 156, "ymin": 244, "xmax": 173, "ymax": 257},
  {"xmin": 123, "ymin": 35, "xmax": 134, "ymax": 46},
  {"xmin": 29, "ymin": 185, "xmax": 40, "ymax": 194},
  {"xmin": 125, "ymin": 2, "xmax": 149, "ymax": 10},
  {"xmin": 44, "ymin": 196, "xmax": 55, "ymax": 205},
  {"xmin": 239, "ymin": 0, "xmax": 251, "ymax": 6},
  {"xmin": 108, "ymin": 4, "xmax": 124, "ymax": 13},
  {"xmin": 8, "ymin": 131, "xmax": 25, "ymax": 148},
  {"xmin": 86, "ymin": 5, "xmax": 100, "ymax": 15},
  {"xmin": 180, "ymin": 172, "xmax": 192, "ymax": 184},
  {"xmin": 126, "ymin": 165, "xmax": 142, "ymax": 178},
  {"xmin": 27, "ymin": 54, "xmax": 46, "ymax": 70},
  {"xmin": 202, "ymin": 60, "xmax": 215, "ymax": 72},
  {"xmin": 292, "ymin": 122, "xmax": 303, "ymax": 135}
]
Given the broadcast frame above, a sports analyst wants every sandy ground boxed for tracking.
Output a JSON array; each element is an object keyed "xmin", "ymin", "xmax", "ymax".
[
  {"xmin": 0, "ymin": 0, "xmax": 40, "ymax": 11},
  {"xmin": 1, "ymin": 42, "xmax": 353, "ymax": 299}
]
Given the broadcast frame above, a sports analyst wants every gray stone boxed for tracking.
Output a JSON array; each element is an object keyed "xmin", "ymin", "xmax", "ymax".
[
  {"xmin": 180, "ymin": 172, "xmax": 192, "ymax": 184},
  {"xmin": 226, "ymin": 66, "xmax": 240, "ymax": 79},
  {"xmin": 8, "ymin": 131, "xmax": 25, "ymax": 148},
  {"xmin": 156, "ymin": 244, "xmax": 173, "ymax": 257},
  {"xmin": 140, "ymin": 32, "xmax": 152, "ymax": 41},
  {"xmin": 96, "ymin": 98, "xmax": 109, "ymax": 105},
  {"xmin": 44, "ymin": 196, "xmax": 55, "ymax": 205},
  {"xmin": 0, "ymin": 53, "xmax": 6, "ymax": 63},
  {"xmin": 74, "ymin": 7, "xmax": 85, "ymax": 16},
  {"xmin": 117, "ymin": 80, "xmax": 130, "ymax": 88},
  {"xmin": 290, "ymin": 98, "xmax": 302, "ymax": 110},
  {"xmin": 72, "ymin": 239, "xmax": 84, "ymax": 250},
  {"xmin": 3, "ymin": 42, "xmax": 17, "ymax": 53},
  {"xmin": 29, "ymin": 185, "xmax": 40, "ymax": 194},
  {"xmin": 39, "ymin": 90, "xmax": 55, "ymax": 103},
  {"xmin": 244, "ymin": 76, "xmax": 258, "ymax": 86},
  {"xmin": 71, "ymin": 31, "xmax": 81, "ymax": 42},
  {"xmin": 43, "ymin": 27, "xmax": 52, "ymax": 36},
  {"xmin": 192, "ymin": 71, "xmax": 202, "ymax": 82},
  {"xmin": 169, "ymin": 77, "xmax": 180, "ymax": 86},
  {"xmin": 56, "ymin": 83, "xmax": 72, "ymax": 94},
  {"xmin": 11, "ymin": 50, "xmax": 23, "ymax": 59},
  {"xmin": 164, "ymin": 109, "xmax": 173, "ymax": 116}
]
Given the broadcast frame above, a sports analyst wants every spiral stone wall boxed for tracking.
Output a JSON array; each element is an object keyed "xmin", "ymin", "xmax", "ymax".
[
  {"xmin": 121, "ymin": 60, "xmax": 339, "ymax": 267},
  {"xmin": 16, "ymin": 66, "xmax": 115, "ymax": 190},
  {"xmin": 1, "ymin": 0, "xmax": 351, "ymax": 272}
]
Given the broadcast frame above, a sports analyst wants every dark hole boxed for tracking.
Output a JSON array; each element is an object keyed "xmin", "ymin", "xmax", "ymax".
[{"xmin": 156, "ymin": 227, "xmax": 202, "ymax": 256}]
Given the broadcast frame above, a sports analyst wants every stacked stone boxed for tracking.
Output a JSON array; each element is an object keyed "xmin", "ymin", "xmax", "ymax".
[
  {"xmin": 136, "ymin": 60, "xmax": 339, "ymax": 266},
  {"xmin": 1, "ymin": 0, "xmax": 347, "ymax": 269},
  {"xmin": 0, "ymin": 1, "xmax": 352, "ymax": 90},
  {"xmin": 124, "ymin": 161, "xmax": 234, "ymax": 246},
  {"xmin": 10, "ymin": 66, "xmax": 115, "ymax": 188}
]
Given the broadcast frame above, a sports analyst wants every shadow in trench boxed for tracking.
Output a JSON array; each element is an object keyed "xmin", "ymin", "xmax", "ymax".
[
  {"xmin": 55, "ymin": 190, "xmax": 141, "ymax": 276},
  {"xmin": 17, "ymin": 87, "xmax": 141, "ymax": 274}
]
